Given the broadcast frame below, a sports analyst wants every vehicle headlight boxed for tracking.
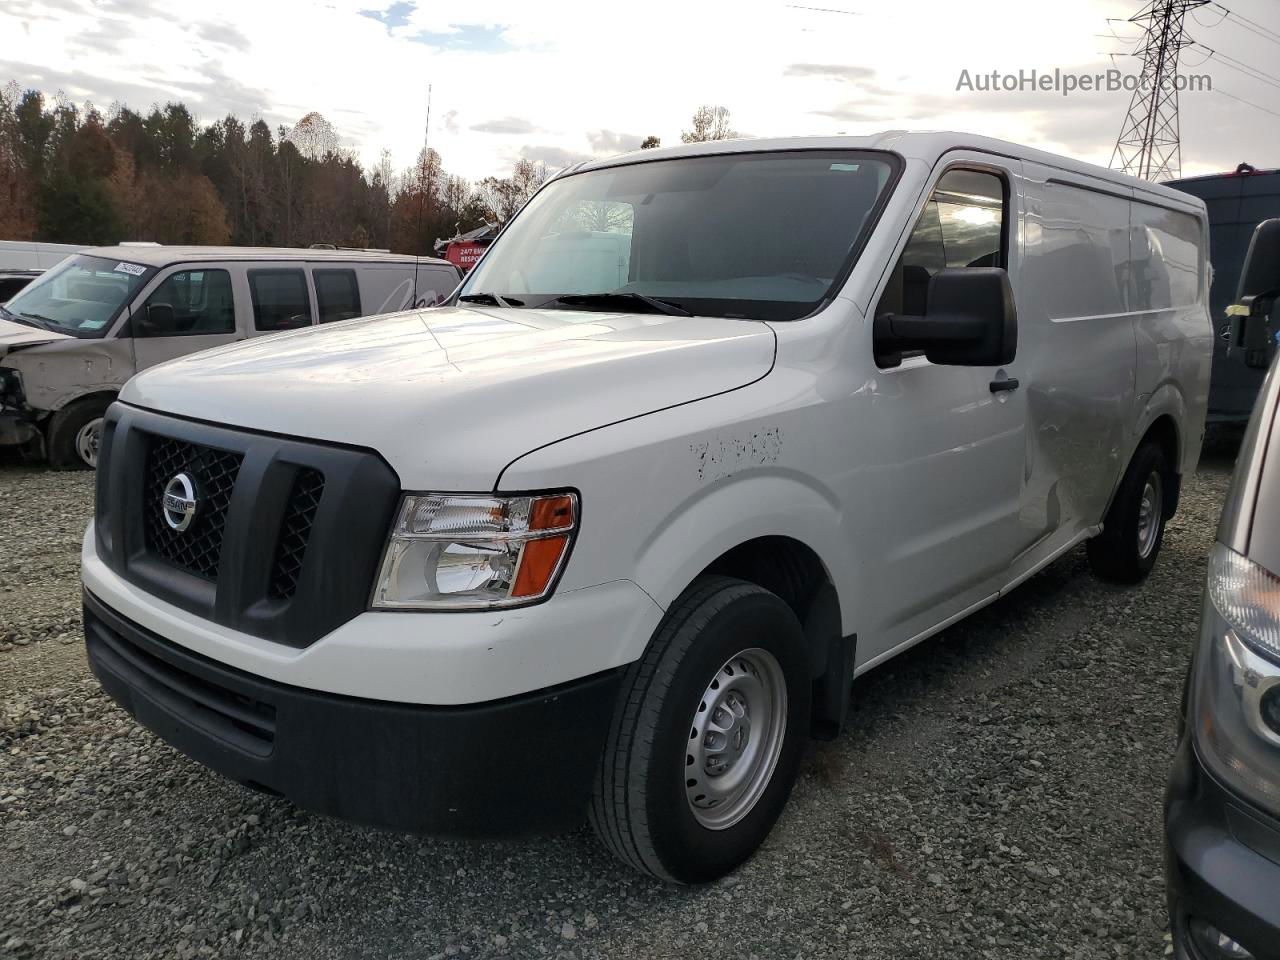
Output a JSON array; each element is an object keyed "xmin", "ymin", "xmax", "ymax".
[
  {"xmin": 0, "ymin": 365, "xmax": 22, "ymax": 405},
  {"xmin": 1193, "ymin": 543, "xmax": 1280, "ymax": 814},
  {"xmin": 371, "ymin": 492, "xmax": 578, "ymax": 610}
]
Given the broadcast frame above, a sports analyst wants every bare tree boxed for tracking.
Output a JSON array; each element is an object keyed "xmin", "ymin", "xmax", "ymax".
[
  {"xmin": 285, "ymin": 111, "xmax": 338, "ymax": 160},
  {"xmin": 680, "ymin": 106, "xmax": 736, "ymax": 144}
]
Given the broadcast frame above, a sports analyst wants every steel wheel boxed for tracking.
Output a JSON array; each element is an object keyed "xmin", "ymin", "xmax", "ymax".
[
  {"xmin": 684, "ymin": 647, "xmax": 788, "ymax": 831},
  {"xmin": 1137, "ymin": 470, "xmax": 1163, "ymax": 560},
  {"xmin": 75, "ymin": 417, "xmax": 104, "ymax": 468}
]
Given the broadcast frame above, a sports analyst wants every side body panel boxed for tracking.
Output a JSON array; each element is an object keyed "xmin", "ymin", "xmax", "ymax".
[
  {"xmin": 1128, "ymin": 198, "xmax": 1212, "ymax": 477},
  {"xmin": 1017, "ymin": 164, "xmax": 1138, "ymax": 537}
]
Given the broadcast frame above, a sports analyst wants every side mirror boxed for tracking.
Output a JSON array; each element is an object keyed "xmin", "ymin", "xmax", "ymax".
[
  {"xmin": 136, "ymin": 303, "xmax": 176, "ymax": 337},
  {"xmin": 1230, "ymin": 219, "xmax": 1280, "ymax": 370},
  {"xmin": 874, "ymin": 267, "xmax": 1017, "ymax": 368}
]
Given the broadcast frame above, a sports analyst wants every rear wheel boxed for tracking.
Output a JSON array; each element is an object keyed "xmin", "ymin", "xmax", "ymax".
[
  {"xmin": 589, "ymin": 576, "xmax": 810, "ymax": 883},
  {"xmin": 1087, "ymin": 439, "xmax": 1171, "ymax": 583},
  {"xmin": 47, "ymin": 397, "xmax": 111, "ymax": 470}
]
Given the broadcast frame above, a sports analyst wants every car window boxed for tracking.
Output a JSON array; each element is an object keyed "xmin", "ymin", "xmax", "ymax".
[
  {"xmin": 136, "ymin": 269, "xmax": 235, "ymax": 338},
  {"xmin": 314, "ymin": 269, "xmax": 362, "ymax": 323},
  {"xmin": 249, "ymin": 269, "xmax": 312, "ymax": 331},
  {"xmin": 877, "ymin": 168, "xmax": 1007, "ymax": 321}
]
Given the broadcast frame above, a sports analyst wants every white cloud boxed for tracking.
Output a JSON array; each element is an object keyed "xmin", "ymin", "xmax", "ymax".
[{"xmin": 2, "ymin": 0, "xmax": 1277, "ymax": 181}]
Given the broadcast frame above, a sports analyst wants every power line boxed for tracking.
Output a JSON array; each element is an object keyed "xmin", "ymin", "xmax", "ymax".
[
  {"xmin": 1209, "ymin": 2, "xmax": 1280, "ymax": 46},
  {"xmin": 1213, "ymin": 85, "xmax": 1280, "ymax": 119},
  {"xmin": 1110, "ymin": 1, "xmax": 1211, "ymax": 182},
  {"xmin": 1195, "ymin": 42, "xmax": 1280, "ymax": 90}
]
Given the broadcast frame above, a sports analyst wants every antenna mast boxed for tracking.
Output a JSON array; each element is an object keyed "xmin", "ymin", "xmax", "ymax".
[{"xmin": 1109, "ymin": 0, "xmax": 1210, "ymax": 181}]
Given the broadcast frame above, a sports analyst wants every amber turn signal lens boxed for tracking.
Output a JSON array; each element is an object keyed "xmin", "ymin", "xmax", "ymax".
[
  {"xmin": 512, "ymin": 535, "xmax": 569, "ymax": 597},
  {"xmin": 530, "ymin": 494, "xmax": 576, "ymax": 531}
]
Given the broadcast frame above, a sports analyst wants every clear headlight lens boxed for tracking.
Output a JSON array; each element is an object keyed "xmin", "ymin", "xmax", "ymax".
[
  {"xmin": 371, "ymin": 492, "xmax": 577, "ymax": 610},
  {"xmin": 1194, "ymin": 544, "xmax": 1280, "ymax": 815}
]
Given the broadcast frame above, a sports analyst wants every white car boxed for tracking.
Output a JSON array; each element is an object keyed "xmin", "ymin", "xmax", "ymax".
[
  {"xmin": 0, "ymin": 246, "xmax": 461, "ymax": 468},
  {"xmin": 80, "ymin": 132, "xmax": 1212, "ymax": 882}
]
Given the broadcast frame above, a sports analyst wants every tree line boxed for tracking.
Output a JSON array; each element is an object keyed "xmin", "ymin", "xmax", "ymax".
[{"xmin": 0, "ymin": 84, "xmax": 738, "ymax": 253}]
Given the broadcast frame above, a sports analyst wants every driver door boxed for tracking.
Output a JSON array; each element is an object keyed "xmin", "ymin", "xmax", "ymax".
[{"xmin": 130, "ymin": 265, "xmax": 243, "ymax": 372}]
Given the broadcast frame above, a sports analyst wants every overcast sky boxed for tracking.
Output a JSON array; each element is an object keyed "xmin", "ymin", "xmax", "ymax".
[{"xmin": 3, "ymin": 0, "xmax": 1279, "ymax": 182}]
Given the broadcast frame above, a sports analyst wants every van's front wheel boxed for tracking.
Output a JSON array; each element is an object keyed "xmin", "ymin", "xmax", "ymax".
[
  {"xmin": 1087, "ymin": 439, "xmax": 1171, "ymax": 583},
  {"xmin": 589, "ymin": 577, "xmax": 810, "ymax": 883}
]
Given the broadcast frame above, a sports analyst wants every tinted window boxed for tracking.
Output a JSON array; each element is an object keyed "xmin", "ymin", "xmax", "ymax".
[
  {"xmin": 314, "ymin": 269, "xmax": 362, "ymax": 323},
  {"xmin": 137, "ymin": 269, "xmax": 235, "ymax": 337},
  {"xmin": 249, "ymin": 269, "xmax": 312, "ymax": 331}
]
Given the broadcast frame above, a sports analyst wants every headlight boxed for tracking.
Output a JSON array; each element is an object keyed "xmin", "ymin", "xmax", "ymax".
[
  {"xmin": 371, "ymin": 492, "xmax": 578, "ymax": 610},
  {"xmin": 0, "ymin": 365, "xmax": 22, "ymax": 404},
  {"xmin": 1193, "ymin": 543, "xmax": 1280, "ymax": 814}
]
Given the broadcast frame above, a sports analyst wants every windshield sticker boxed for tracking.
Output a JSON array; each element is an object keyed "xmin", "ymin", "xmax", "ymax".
[
  {"xmin": 113, "ymin": 262, "xmax": 146, "ymax": 276},
  {"xmin": 80, "ymin": 319, "xmax": 108, "ymax": 329},
  {"xmin": 829, "ymin": 163, "xmax": 860, "ymax": 172}
]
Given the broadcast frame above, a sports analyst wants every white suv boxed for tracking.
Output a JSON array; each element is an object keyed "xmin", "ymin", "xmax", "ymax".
[{"xmin": 80, "ymin": 132, "xmax": 1211, "ymax": 882}]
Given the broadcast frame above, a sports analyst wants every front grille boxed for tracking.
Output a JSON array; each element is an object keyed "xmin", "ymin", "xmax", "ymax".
[
  {"xmin": 96, "ymin": 404, "xmax": 400, "ymax": 648},
  {"xmin": 143, "ymin": 436, "xmax": 243, "ymax": 581},
  {"xmin": 270, "ymin": 468, "xmax": 325, "ymax": 598},
  {"xmin": 85, "ymin": 602, "xmax": 277, "ymax": 755}
]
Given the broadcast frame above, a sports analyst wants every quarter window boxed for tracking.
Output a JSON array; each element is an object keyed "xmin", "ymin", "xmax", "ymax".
[
  {"xmin": 314, "ymin": 269, "xmax": 362, "ymax": 323},
  {"xmin": 137, "ymin": 269, "xmax": 235, "ymax": 337},
  {"xmin": 249, "ymin": 269, "xmax": 312, "ymax": 331}
]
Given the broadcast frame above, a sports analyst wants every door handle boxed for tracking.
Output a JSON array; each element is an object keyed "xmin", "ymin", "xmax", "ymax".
[{"xmin": 989, "ymin": 376, "xmax": 1020, "ymax": 393}]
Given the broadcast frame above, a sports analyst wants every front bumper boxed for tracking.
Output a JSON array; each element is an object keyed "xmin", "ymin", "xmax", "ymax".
[
  {"xmin": 82, "ymin": 522, "xmax": 663, "ymax": 705},
  {"xmin": 1165, "ymin": 735, "xmax": 1280, "ymax": 959},
  {"xmin": 84, "ymin": 590, "xmax": 624, "ymax": 836}
]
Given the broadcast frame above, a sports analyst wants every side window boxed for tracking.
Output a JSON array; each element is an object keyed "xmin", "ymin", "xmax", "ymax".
[
  {"xmin": 137, "ymin": 269, "xmax": 235, "ymax": 337},
  {"xmin": 314, "ymin": 269, "xmax": 362, "ymax": 323},
  {"xmin": 877, "ymin": 168, "xmax": 1006, "ymax": 322},
  {"xmin": 249, "ymin": 269, "xmax": 312, "ymax": 331}
]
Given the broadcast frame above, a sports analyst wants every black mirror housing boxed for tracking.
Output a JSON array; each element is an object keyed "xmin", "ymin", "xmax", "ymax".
[
  {"xmin": 874, "ymin": 267, "xmax": 1017, "ymax": 368},
  {"xmin": 1230, "ymin": 219, "xmax": 1280, "ymax": 370}
]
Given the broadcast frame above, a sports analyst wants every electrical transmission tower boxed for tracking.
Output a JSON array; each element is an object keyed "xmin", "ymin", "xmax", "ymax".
[{"xmin": 1109, "ymin": 0, "xmax": 1210, "ymax": 182}]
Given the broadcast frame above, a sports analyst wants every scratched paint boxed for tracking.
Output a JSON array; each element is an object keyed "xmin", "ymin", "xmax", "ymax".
[{"xmin": 691, "ymin": 428, "xmax": 783, "ymax": 482}]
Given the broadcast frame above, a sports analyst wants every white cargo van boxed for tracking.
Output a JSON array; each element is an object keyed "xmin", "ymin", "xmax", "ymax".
[
  {"xmin": 80, "ymin": 133, "xmax": 1211, "ymax": 882},
  {"xmin": 0, "ymin": 247, "xmax": 461, "ymax": 467}
]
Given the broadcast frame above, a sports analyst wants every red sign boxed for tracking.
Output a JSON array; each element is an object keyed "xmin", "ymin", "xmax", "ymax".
[{"xmin": 446, "ymin": 241, "xmax": 487, "ymax": 270}]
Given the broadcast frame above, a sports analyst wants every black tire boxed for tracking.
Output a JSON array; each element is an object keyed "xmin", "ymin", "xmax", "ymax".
[
  {"xmin": 1087, "ymin": 439, "xmax": 1170, "ymax": 583},
  {"xmin": 589, "ymin": 576, "xmax": 810, "ymax": 883},
  {"xmin": 47, "ymin": 396, "xmax": 112, "ymax": 470}
]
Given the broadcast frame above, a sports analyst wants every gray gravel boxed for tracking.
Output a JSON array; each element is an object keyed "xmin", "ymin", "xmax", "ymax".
[{"xmin": 0, "ymin": 455, "xmax": 1232, "ymax": 959}]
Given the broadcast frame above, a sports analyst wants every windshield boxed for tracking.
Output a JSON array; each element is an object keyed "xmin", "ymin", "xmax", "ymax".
[
  {"xmin": 3, "ymin": 254, "xmax": 155, "ymax": 338},
  {"xmin": 460, "ymin": 149, "xmax": 899, "ymax": 322}
]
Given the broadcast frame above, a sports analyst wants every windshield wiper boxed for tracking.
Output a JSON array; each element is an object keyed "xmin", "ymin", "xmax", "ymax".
[
  {"xmin": 458, "ymin": 292, "xmax": 525, "ymax": 308},
  {"xmin": 1, "ymin": 308, "xmax": 52, "ymax": 331},
  {"xmin": 543, "ymin": 292, "xmax": 691, "ymax": 317}
]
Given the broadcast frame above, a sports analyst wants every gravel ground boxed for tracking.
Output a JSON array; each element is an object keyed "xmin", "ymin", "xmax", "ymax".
[{"xmin": 0, "ymin": 455, "xmax": 1233, "ymax": 960}]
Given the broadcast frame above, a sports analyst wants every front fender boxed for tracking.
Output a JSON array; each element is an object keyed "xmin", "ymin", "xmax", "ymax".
[{"xmin": 630, "ymin": 469, "xmax": 852, "ymax": 616}]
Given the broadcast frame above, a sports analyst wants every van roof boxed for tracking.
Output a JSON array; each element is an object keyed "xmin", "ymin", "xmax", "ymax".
[
  {"xmin": 575, "ymin": 130, "xmax": 1207, "ymax": 212},
  {"xmin": 78, "ymin": 246, "xmax": 454, "ymax": 268}
]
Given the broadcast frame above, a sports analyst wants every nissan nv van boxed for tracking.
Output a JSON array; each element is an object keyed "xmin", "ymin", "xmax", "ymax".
[{"xmin": 80, "ymin": 132, "xmax": 1212, "ymax": 882}]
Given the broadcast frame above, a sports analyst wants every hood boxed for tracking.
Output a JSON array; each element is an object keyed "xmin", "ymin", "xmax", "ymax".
[
  {"xmin": 122, "ymin": 305, "xmax": 776, "ymax": 488},
  {"xmin": 0, "ymin": 317, "xmax": 69, "ymax": 357}
]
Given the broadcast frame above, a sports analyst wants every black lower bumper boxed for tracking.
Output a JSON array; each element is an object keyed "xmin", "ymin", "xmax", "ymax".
[
  {"xmin": 0, "ymin": 408, "xmax": 39, "ymax": 446},
  {"xmin": 1165, "ymin": 735, "xmax": 1280, "ymax": 960},
  {"xmin": 84, "ymin": 590, "xmax": 623, "ymax": 836}
]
